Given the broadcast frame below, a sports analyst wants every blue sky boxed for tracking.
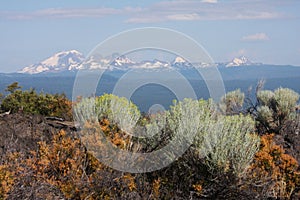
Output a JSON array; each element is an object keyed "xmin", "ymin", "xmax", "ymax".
[{"xmin": 0, "ymin": 0, "xmax": 300, "ymax": 72}]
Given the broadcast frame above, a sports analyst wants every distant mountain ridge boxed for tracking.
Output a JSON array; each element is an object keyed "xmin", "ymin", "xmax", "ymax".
[
  {"xmin": 225, "ymin": 56, "xmax": 260, "ymax": 67},
  {"xmin": 17, "ymin": 50, "xmax": 289, "ymax": 74},
  {"xmin": 19, "ymin": 50, "xmax": 84, "ymax": 74}
]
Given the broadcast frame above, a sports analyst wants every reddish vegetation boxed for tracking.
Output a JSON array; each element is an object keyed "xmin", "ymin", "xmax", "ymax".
[
  {"xmin": 0, "ymin": 113, "xmax": 299, "ymax": 199},
  {"xmin": 246, "ymin": 134, "xmax": 300, "ymax": 198},
  {"xmin": 0, "ymin": 84, "xmax": 299, "ymax": 199}
]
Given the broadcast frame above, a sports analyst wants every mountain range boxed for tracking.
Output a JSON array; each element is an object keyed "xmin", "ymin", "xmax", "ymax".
[
  {"xmin": 2, "ymin": 50, "xmax": 300, "ymax": 112},
  {"xmin": 19, "ymin": 50, "xmax": 84, "ymax": 74},
  {"xmin": 18, "ymin": 50, "xmax": 261, "ymax": 74}
]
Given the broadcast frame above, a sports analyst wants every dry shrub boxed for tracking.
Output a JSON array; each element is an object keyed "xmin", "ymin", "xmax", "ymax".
[{"xmin": 246, "ymin": 134, "xmax": 300, "ymax": 199}]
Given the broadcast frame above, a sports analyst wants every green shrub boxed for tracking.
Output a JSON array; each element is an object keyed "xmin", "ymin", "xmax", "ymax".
[
  {"xmin": 256, "ymin": 87, "xmax": 299, "ymax": 133},
  {"xmin": 75, "ymin": 95, "xmax": 260, "ymax": 178},
  {"xmin": 0, "ymin": 82, "xmax": 72, "ymax": 119},
  {"xmin": 163, "ymin": 98, "xmax": 259, "ymax": 177},
  {"xmin": 257, "ymin": 90, "xmax": 274, "ymax": 106},
  {"xmin": 74, "ymin": 94, "xmax": 140, "ymax": 133},
  {"xmin": 219, "ymin": 89, "xmax": 245, "ymax": 115},
  {"xmin": 195, "ymin": 113, "xmax": 260, "ymax": 176}
]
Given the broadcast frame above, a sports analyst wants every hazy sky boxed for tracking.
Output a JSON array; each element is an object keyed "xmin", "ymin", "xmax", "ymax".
[{"xmin": 0, "ymin": 0, "xmax": 300, "ymax": 72}]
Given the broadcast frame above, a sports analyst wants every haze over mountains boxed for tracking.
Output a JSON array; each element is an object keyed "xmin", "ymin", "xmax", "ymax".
[{"xmin": 18, "ymin": 50, "xmax": 265, "ymax": 74}]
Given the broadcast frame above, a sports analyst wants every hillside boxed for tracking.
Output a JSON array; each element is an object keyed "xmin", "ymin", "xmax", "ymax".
[{"xmin": 0, "ymin": 86, "xmax": 299, "ymax": 199}]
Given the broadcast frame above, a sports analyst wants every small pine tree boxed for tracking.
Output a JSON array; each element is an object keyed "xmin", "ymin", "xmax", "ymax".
[
  {"xmin": 5, "ymin": 82, "xmax": 21, "ymax": 93},
  {"xmin": 0, "ymin": 82, "xmax": 72, "ymax": 119}
]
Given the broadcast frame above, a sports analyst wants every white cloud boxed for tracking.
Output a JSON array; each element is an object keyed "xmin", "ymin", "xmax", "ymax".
[
  {"xmin": 242, "ymin": 33, "xmax": 270, "ymax": 42},
  {"xmin": 0, "ymin": 0, "xmax": 286, "ymax": 22},
  {"xmin": 167, "ymin": 13, "xmax": 201, "ymax": 21},
  {"xmin": 201, "ymin": 0, "xmax": 218, "ymax": 3},
  {"xmin": 1, "ymin": 7, "xmax": 122, "ymax": 20},
  {"xmin": 126, "ymin": 0, "xmax": 284, "ymax": 23}
]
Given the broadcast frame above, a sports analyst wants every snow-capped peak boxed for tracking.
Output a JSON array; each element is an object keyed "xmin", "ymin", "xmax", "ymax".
[
  {"xmin": 171, "ymin": 56, "xmax": 193, "ymax": 69},
  {"xmin": 19, "ymin": 50, "xmax": 263, "ymax": 74},
  {"xmin": 19, "ymin": 50, "xmax": 84, "ymax": 74},
  {"xmin": 111, "ymin": 55, "xmax": 135, "ymax": 67},
  {"xmin": 226, "ymin": 56, "xmax": 252, "ymax": 67},
  {"xmin": 173, "ymin": 56, "xmax": 187, "ymax": 63},
  {"xmin": 133, "ymin": 59, "xmax": 170, "ymax": 69}
]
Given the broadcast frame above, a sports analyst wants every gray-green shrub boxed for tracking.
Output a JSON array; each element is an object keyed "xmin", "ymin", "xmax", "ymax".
[
  {"xmin": 194, "ymin": 112, "xmax": 260, "ymax": 176},
  {"xmin": 167, "ymin": 98, "xmax": 259, "ymax": 177},
  {"xmin": 219, "ymin": 89, "xmax": 245, "ymax": 115},
  {"xmin": 74, "ymin": 95, "xmax": 260, "ymax": 177},
  {"xmin": 74, "ymin": 94, "xmax": 140, "ymax": 133},
  {"xmin": 256, "ymin": 87, "xmax": 299, "ymax": 133}
]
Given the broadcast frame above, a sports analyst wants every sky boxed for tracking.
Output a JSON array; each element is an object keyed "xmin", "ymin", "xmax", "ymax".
[{"xmin": 0, "ymin": 0, "xmax": 300, "ymax": 72}]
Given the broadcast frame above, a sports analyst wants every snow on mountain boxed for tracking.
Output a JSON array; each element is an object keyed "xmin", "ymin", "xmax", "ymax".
[
  {"xmin": 225, "ymin": 56, "xmax": 252, "ymax": 67},
  {"xmin": 173, "ymin": 56, "xmax": 186, "ymax": 64},
  {"xmin": 18, "ymin": 50, "xmax": 262, "ymax": 74},
  {"xmin": 78, "ymin": 54, "xmax": 136, "ymax": 70},
  {"xmin": 18, "ymin": 52, "xmax": 219, "ymax": 74},
  {"xmin": 111, "ymin": 55, "xmax": 135, "ymax": 67},
  {"xmin": 132, "ymin": 59, "xmax": 170, "ymax": 69},
  {"xmin": 19, "ymin": 50, "xmax": 84, "ymax": 74},
  {"xmin": 79, "ymin": 55, "xmax": 169, "ymax": 71},
  {"xmin": 172, "ymin": 56, "xmax": 193, "ymax": 69},
  {"xmin": 78, "ymin": 54, "xmax": 111, "ymax": 70}
]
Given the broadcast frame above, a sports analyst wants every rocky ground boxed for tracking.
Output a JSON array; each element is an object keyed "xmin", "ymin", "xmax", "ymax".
[
  {"xmin": 0, "ymin": 113, "xmax": 75, "ymax": 158},
  {"xmin": 0, "ymin": 113, "xmax": 75, "ymax": 199}
]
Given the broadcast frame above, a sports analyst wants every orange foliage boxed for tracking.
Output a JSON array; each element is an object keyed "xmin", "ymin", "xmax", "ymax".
[
  {"xmin": 100, "ymin": 118, "xmax": 131, "ymax": 149},
  {"xmin": 193, "ymin": 183, "xmax": 203, "ymax": 196},
  {"xmin": 46, "ymin": 95, "xmax": 73, "ymax": 120},
  {"xmin": 26, "ymin": 130, "xmax": 90, "ymax": 199},
  {"xmin": 82, "ymin": 119, "xmax": 131, "ymax": 152},
  {"xmin": 121, "ymin": 174, "xmax": 136, "ymax": 192},
  {"xmin": 0, "ymin": 165, "xmax": 14, "ymax": 199},
  {"xmin": 0, "ymin": 152, "xmax": 24, "ymax": 199},
  {"xmin": 248, "ymin": 134, "xmax": 300, "ymax": 198},
  {"xmin": 3, "ymin": 116, "xmax": 299, "ymax": 199},
  {"xmin": 22, "ymin": 128, "xmax": 134, "ymax": 199},
  {"xmin": 152, "ymin": 178, "xmax": 161, "ymax": 199}
]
